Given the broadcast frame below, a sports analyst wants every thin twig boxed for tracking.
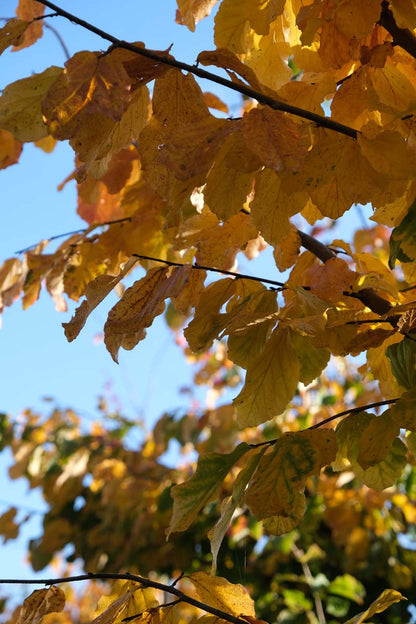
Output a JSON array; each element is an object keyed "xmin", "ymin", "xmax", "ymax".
[
  {"xmin": 33, "ymin": 0, "xmax": 358, "ymax": 139},
  {"xmin": 0, "ymin": 572, "xmax": 255, "ymax": 624},
  {"xmin": 291, "ymin": 544, "xmax": 326, "ymax": 624},
  {"xmin": 14, "ymin": 217, "xmax": 132, "ymax": 254},
  {"xmin": 132, "ymin": 254, "xmax": 286, "ymax": 289},
  {"xmin": 44, "ymin": 21, "xmax": 70, "ymax": 60},
  {"xmin": 249, "ymin": 398, "xmax": 399, "ymax": 448}
]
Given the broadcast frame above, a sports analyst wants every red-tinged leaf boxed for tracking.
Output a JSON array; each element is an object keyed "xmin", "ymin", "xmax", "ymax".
[{"xmin": 14, "ymin": 0, "xmax": 44, "ymax": 50}]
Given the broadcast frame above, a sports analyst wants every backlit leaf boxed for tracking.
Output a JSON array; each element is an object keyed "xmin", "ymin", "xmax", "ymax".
[
  {"xmin": 188, "ymin": 571, "xmax": 255, "ymax": 617},
  {"xmin": 168, "ymin": 442, "xmax": 251, "ymax": 535},
  {"xmin": 234, "ymin": 328, "xmax": 300, "ymax": 427},
  {"xmin": 105, "ymin": 265, "xmax": 193, "ymax": 362},
  {"xmin": 357, "ymin": 412, "xmax": 400, "ymax": 470},
  {"xmin": 0, "ymin": 66, "xmax": 63, "ymax": 142},
  {"xmin": 176, "ymin": 0, "xmax": 220, "ymax": 31},
  {"xmin": 344, "ymin": 589, "xmax": 406, "ymax": 624},
  {"xmin": 386, "ymin": 336, "xmax": 416, "ymax": 391}
]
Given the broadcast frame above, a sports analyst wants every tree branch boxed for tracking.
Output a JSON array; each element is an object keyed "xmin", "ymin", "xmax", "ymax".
[
  {"xmin": 249, "ymin": 398, "xmax": 399, "ymax": 448},
  {"xmin": 132, "ymin": 254, "xmax": 286, "ymax": 289},
  {"xmin": 0, "ymin": 572, "xmax": 255, "ymax": 624},
  {"xmin": 33, "ymin": 0, "xmax": 358, "ymax": 139},
  {"xmin": 379, "ymin": 1, "xmax": 416, "ymax": 60}
]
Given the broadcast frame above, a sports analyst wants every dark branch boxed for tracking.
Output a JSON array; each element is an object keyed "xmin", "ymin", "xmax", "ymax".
[
  {"xmin": 379, "ymin": 1, "xmax": 416, "ymax": 60},
  {"xmin": 0, "ymin": 573, "xmax": 254, "ymax": 624},
  {"xmin": 249, "ymin": 398, "xmax": 399, "ymax": 447},
  {"xmin": 34, "ymin": 0, "xmax": 358, "ymax": 139},
  {"xmin": 132, "ymin": 254, "xmax": 286, "ymax": 289}
]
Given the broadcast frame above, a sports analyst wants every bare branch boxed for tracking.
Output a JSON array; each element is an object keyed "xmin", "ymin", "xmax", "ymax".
[
  {"xmin": 33, "ymin": 0, "xmax": 358, "ymax": 139},
  {"xmin": 132, "ymin": 254, "xmax": 286, "ymax": 289}
]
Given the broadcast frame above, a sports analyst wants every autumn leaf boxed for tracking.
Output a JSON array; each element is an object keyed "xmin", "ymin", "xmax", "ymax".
[
  {"xmin": 344, "ymin": 589, "xmax": 406, "ymax": 624},
  {"xmin": 233, "ymin": 328, "xmax": 300, "ymax": 428},
  {"xmin": 0, "ymin": 507, "xmax": 19, "ymax": 542},
  {"xmin": 0, "ymin": 19, "xmax": 30, "ymax": 54},
  {"xmin": 104, "ymin": 265, "xmax": 195, "ymax": 362},
  {"xmin": 17, "ymin": 586, "xmax": 65, "ymax": 624},
  {"xmin": 188, "ymin": 571, "xmax": 255, "ymax": 617},
  {"xmin": 168, "ymin": 442, "xmax": 251, "ymax": 535},
  {"xmin": 245, "ymin": 429, "xmax": 337, "ymax": 530},
  {"xmin": 0, "ymin": 66, "xmax": 63, "ymax": 142}
]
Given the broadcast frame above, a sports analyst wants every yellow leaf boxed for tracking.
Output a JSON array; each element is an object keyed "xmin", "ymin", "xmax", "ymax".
[
  {"xmin": 92, "ymin": 581, "xmax": 158, "ymax": 624},
  {"xmin": 234, "ymin": 327, "xmax": 300, "ymax": 427},
  {"xmin": 0, "ymin": 66, "xmax": 63, "ymax": 142},
  {"xmin": 104, "ymin": 265, "xmax": 193, "ymax": 362},
  {"xmin": 390, "ymin": 0, "xmax": 416, "ymax": 29},
  {"xmin": 43, "ymin": 51, "xmax": 132, "ymax": 140},
  {"xmin": 334, "ymin": 0, "xmax": 381, "ymax": 40},
  {"xmin": 70, "ymin": 86, "xmax": 150, "ymax": 178},
  {"xmin": 344, "ymin": 589, "xmax": 406, "ymax": 624},
  {"xmin": 188, "ymin": 571, "xmax": 255, "ymax": 617},
  {"xmin": 246, "ymin": 429, "xmax": 336, "ymax": 524},
  {"xmin": 197, "ymin": 48, "xmax": 263, "ymax": 91},
  {"xmin": 17, "ymin": 586, "xmax": 65, "ymax": 624},
  {"xmin": 204, "ymin": 131, "xmax": 260, "ymax": 221},
  {"xmin": 358, "ymin": 127, "xmax": 416, "ymax": 180},
  {"xmin": 262, "ymin": 495, "xmax": 306, "ymax": 535},
  {"xmin": 0, "ymin": 129, "xmax": 22, "ymax": 169},
  {"xmin": 176, "ymin": 0, "xmax": 220, "ymax": 31},
  {"xmin": 0, "ymin": 19, "xmax": 29, "ymax": 54},
  {"xmin": 63, "ymin": 257, "xmax": 138, "ymax": 342},
  {"xmin": 357, "ymin": 412, "xmax": 400, "ymax": 470},
  {"xmin": 184, "ymin": 277, "xmax": 237, "ymax": 352},
  {"xmin": 291, "ymin": 332, "xmax": 330, "ymax": 386},
  {"xmin": 306, "ymin": 257, "xmax": 358, "ymax": 303}
]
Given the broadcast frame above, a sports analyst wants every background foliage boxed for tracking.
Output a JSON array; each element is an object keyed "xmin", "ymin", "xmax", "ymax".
[{"xmin": 1, "ymin": 0, "xmax": 416, "ymax": 622}]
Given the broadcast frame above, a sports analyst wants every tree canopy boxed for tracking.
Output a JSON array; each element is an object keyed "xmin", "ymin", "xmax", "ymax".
[{"xmin": 1, "ymin": 0, "xmax": 416, "ymax": 622}]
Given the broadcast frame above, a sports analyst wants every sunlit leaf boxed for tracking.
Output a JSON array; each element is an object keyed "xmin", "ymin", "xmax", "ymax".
[
  {"xmin": 234, "ymin": 328, "xmax": 300, "ymax": 427},
  {"xmin": 188, "ymin": 571, "xmax": 255, "ymax": 617},
  {"xmin": 344, "ymin": 589, "xmax": 406, "ymax": 624}
]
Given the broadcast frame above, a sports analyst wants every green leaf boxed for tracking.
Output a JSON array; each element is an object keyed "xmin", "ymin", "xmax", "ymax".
[
  {"xmin": 386, "ymin": 337, "xmax": 416, "ymax": 391},
  {"xmin": 245, "ymin": 429, "xmax": 336, "ymax": 531},
  {"xmin": 389, "ymin": 197, "xmax": 416, "ymax": 269},
  {"xmin": 168, "ymin": 442, "xmax": 251, "ymax": 536},
  {"xmin": 208, "ymin": 446, "xmax": 266, "ymax": 574},
  {"xmin": 328, "ymin": 574, "xmax": 365, "ymax": 604}
]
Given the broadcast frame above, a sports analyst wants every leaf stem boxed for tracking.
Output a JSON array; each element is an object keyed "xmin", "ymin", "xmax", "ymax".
[
  {"xmin": 33, "ymin": 0, "xmax": 358, "ymax": 139},
  {"xmin": 0, "ymin": 572, "xmax": 254, "ymax": 624}
]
